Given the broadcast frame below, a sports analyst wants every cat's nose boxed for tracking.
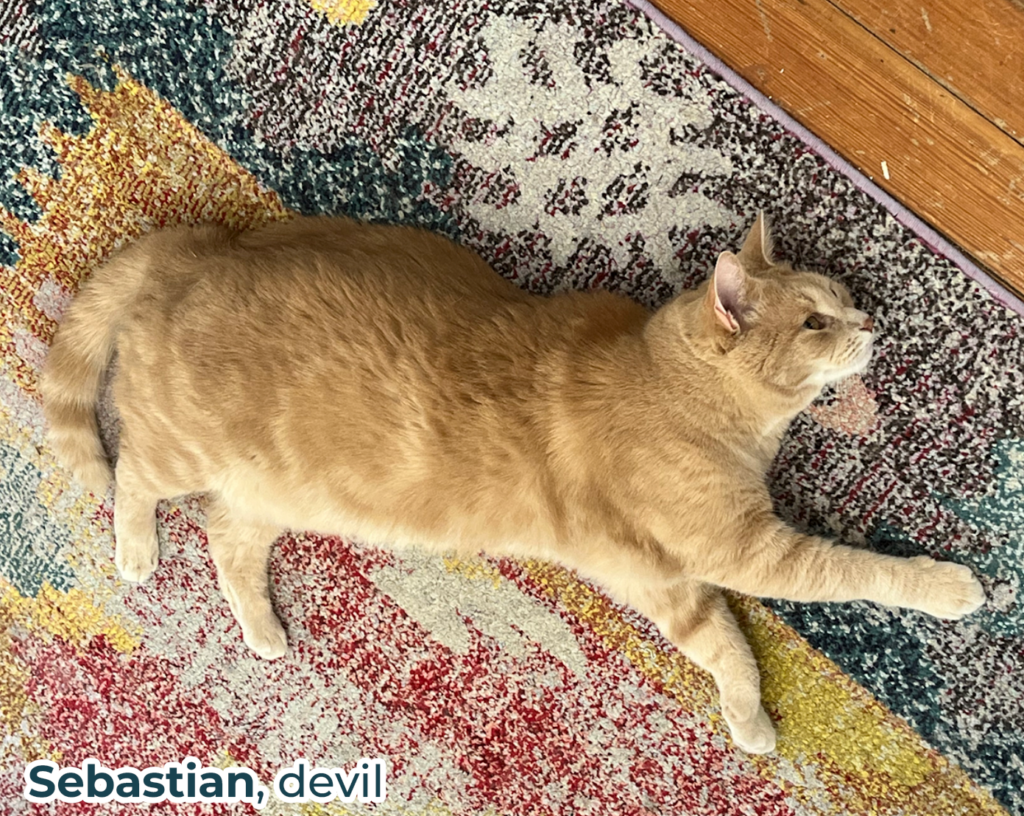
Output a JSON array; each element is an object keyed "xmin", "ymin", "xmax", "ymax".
[{"xmin": 861, "ymin": 316, "xmax": 874, "ymax": 332}]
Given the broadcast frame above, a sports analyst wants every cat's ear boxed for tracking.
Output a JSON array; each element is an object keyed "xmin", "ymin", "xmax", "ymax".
[
  {"xmin": 738, "ymin": 211, "xmax": 774, "ymax": 271},
  {"xmin": 707, "ymin": 252, "xmax": 749, "ymax": 335}
]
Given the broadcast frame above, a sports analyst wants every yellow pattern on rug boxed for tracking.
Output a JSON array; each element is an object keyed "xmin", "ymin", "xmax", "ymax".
[
  {"xmin": 0, "ymin": 67, "xmax": 287, "ymax": 397},
  {"xmin": 520, "ymin": 560, "xmax": 1008, "ymax": 816},
  {"xmin": 306, "ymin": 0, "xmax": 377, "ymax": 26}
]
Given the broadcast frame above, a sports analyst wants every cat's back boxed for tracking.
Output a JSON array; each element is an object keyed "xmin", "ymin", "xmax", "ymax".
[
  {"xmin": 120, "ymin": 216, "xmax": 537, "ymax": 379},
  {"xmin": 237, "ymin": 216, "xmax": 524, "ymax": 306},
  {"xmin": 113, "ymin": 216, "xmax": 649, "ymax": 546},
  {"xmin": 116, "ymin": 214, "xmax": 641, "ymax": 445},
  {"xmin": 132, "ymin": 216, "xmax": 524, "ymax": 317}
]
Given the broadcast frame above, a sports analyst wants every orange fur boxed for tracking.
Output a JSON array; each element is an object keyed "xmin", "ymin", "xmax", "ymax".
[{"xmin": 41, "ymin": 214, "xmax": 985, "ymax": 753}]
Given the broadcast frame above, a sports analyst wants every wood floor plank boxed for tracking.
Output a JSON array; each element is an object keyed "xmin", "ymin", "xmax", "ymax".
[
  {"xmin": 831, "ymin": 0, "xmax": 1024, "ymax": 144},
  {"xmin": 650, "ymin": 0, "xmax": 1024, "ymax": 297}
]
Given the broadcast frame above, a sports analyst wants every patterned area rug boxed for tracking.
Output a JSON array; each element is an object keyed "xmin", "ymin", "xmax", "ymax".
[{"xmin": 1, "ymin": 1, "xmax": 1022, "ymax": 813}]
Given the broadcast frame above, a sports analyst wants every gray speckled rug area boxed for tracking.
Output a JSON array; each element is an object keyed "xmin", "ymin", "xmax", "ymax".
[{"xmin": 0, "ymin": 0, "xmax": 1021, "ymax": 813}]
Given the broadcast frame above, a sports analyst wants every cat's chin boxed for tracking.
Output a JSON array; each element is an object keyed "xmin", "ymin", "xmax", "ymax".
[{"xmin": 803, "ymin": 360, "xmax": 872, "ymax": 390}]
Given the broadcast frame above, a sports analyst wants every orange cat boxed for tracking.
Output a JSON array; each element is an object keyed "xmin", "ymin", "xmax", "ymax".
[{"xmin": 41, "ymin": 214, "xmax": 985, "ymax": 754}]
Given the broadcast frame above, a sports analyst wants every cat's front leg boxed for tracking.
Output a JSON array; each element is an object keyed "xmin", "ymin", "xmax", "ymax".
[
  {"xmin": 664, "ymin": 588, "xmax": 777, "ymax": 755},
  {"xmin": 596, "ymin": 571, "xmax": 777, "ymax": 754},
  {"xmin": 205, "ymin": 496, "xmax": 288, "ymax": 660},
  {"xmin": 691, "ymin": 518, "xmax": 985, "ymax": 620}
]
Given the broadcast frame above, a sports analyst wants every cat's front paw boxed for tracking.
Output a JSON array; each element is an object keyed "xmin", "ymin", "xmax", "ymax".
[
  {"xmin": 906, "ymin": 557, "xmax": 986, "ymax": 620},
  {"xmin": 725, "ymin": 705, "xmax": 777, "ymax": 755},
  {"xmin": 243, "ymin": 616, "xmax": 288, "ymax": 660}
]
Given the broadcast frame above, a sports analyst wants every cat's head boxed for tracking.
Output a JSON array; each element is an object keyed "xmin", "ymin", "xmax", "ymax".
[{"xmin": 691, "ymin": 214, "xmax": 874, "ymax": 392}]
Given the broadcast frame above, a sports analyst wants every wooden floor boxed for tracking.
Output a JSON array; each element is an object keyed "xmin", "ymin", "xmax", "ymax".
[{"xmin": 651, "ymin": 0, "xmax": 1024, "ymax": 299}]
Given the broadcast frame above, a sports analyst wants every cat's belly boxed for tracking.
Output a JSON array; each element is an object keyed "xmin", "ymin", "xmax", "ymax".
[{"xmin": 209, "ymin": 459, "xmax": 565, "ymax": 560}]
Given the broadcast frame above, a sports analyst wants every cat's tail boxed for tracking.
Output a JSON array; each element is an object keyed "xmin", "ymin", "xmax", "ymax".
[{"xmin": 40, "ymin": 241, "xmax": 149, "ymax": 494}]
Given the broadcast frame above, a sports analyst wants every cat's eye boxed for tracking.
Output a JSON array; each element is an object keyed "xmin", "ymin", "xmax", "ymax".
[{"xmin": 803, "ymin": 314, "xmax": 826, "ymax": 330}]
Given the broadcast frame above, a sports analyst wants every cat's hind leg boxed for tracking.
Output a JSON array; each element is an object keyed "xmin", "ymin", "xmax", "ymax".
[
  {"xmin": 113, "ymin": 454, "xmax": 161, "ymax": 582},
  {"xmin": 205, "ymin": 496, "xmax": 287, "ymax": 660}
]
